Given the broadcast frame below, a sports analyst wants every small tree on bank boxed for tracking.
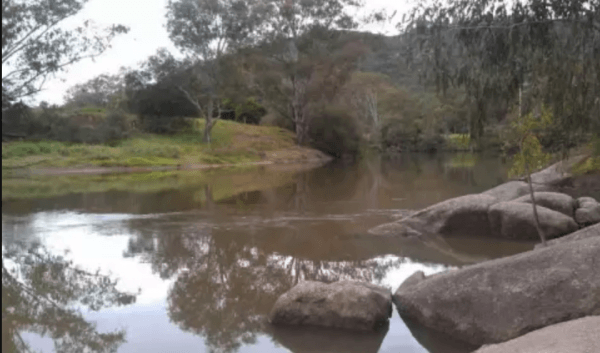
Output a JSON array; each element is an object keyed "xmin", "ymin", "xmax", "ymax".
[
  {"xmin": 509, "ymin": 107, "xmax": 553, "ymax": 246},
  {"xmin": 166, "ymin": 0, "xmax": 264, "ymax": 143}
]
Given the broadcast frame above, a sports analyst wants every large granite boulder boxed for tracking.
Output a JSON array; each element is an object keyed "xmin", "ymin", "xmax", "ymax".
[
  {"xmin": 474, "ymin": 316, "xmax": 600, "ymax": 353},
  {"xmin": 512, "ymin": 192, "xmax": 577, "ymax": 217},
  {"xmin": 393, "ymin": 237, "xmax": 600, "ymax": 345},
  {"xmin": 369, "ymin": 194, "xmax": 497, "ymax": 237},
  {"xmin": 270, "ymin": 281, "xmax": 392, "ymax": 331},
  {"xmin": 488, "ymin": 202, "xmax": 579, "ymax": 240},
  {"xmin": 482, "ymin": 181, "xmax": 551, "ymax": 202},
  {"xmin": 575, "ymin": 196, "xmax": 600, "ymax": 226},
  {"xmin": 528, "ymin": 158, "xmax": 582, "ymax": 186},
  {"xmin": 535, "ymin": 223, "xmax": 600, "ymax": 249}
]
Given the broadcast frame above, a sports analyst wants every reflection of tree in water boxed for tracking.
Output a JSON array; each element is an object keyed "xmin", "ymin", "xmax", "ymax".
[
  {"xmin": 122, "ymin": 218, "xmax": 402, "ymax": 353},
  {"xmin": 2, "ymin": 242, "xmax": 137, "ymax": 353}
]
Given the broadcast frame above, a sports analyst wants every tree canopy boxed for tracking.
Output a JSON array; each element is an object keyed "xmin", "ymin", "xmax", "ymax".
[
  {"xmin": 2, "ymin": 0, "xmax": 129, "ymax": 104},
  {"xmin": 401, "ymin": 0, "xmax": 600, "ymax": 143}
]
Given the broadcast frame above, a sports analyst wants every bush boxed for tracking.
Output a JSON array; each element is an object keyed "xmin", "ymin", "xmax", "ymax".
[
  {"xmin": 308, "ymin": 106, "xmax": 362, "ymax": 158},
  {"xmin": 139, "ymin": 115, "xmax": 193, "ymax": 134},
  {"xmin": 260, "ymin": 112, "xmax": 294, "ymax": 130},
  {"xmin": 380, "ymin": 118, "xmax": 422, "ymax": 151}
]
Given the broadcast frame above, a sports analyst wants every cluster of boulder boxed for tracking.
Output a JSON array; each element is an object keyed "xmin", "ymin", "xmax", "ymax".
[
  {"xmin": 369, "ymin": 185, "xmax": 599, "ymax": 240},
  {"xmin": 269, "ymin": 223, "xmax": 599, "ymax": 351},
  {"xmin": 268, "ymin": 159, "xmax": 599, "ymax": 351},
  {"xmin": 369, "ymin": 157, "xmax": 600, "ymax": 240}
]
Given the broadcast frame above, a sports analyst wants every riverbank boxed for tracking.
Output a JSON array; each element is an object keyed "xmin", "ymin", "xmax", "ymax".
[{"xmin": 2, "ymin": 119, "xmax": 330, "ymax": 174}]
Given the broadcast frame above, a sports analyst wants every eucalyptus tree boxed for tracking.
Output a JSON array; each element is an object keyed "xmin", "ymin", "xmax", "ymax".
[
  {"xmin": 254, "ymin": 0, "xmax": 366, "ymax": 145},
  {"xmin": 166, "ymin": 0, "xmax": 264, "ymax": 143},
  {"xmin": 400, "ymin": 0, "xmax": 600, "ymax": 145},
  {"xmin": 63, "ymin": 71, "xmax": 127, "ymax": 108},
  {"xmin": 2, "ymin": 0, "xmax": 129, "ymax": 104}
]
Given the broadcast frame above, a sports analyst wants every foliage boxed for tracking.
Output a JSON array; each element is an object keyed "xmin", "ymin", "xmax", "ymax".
[
  {"xmin": 2, "ymin": 241, "xmax": 137, "ymax": 352},
  {"xmin": 445, "ymin": 134, "xmax": 471, "ymax": 151},
  {"xmin": 246, "ymin": 0, "xmax": 366, "ymax": 145},
  {"xmin": 63, "ymin": 71, "xmax": 127, "ymax": 108},
  {"xmin": 401, "ymin": 0, "xmax": 600, "ymax": 144},
  {"xmin": 166, "ymin": 0, "xmax": 267, "ymax": 142},
  {"xmin": 508, "ymin": 107, "xmax": 553, "ymax": 178},
  {"xmin": 308, "ymin": 105, "xmax": 362, "ymax": 158},
  {"xmin": 2, "ymin": 0, "xmax": 129, "ymax": 102}
]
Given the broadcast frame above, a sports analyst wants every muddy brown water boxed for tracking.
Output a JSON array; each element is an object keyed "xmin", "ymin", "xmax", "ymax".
[{"xmin": 2, "ymin": 153, "xmax": 537, "ymax": 353}]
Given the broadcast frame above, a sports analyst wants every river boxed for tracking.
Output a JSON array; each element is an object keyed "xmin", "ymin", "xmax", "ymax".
[{"xmin": 2, "ymin": 153, "xmax": 537, "ymax": 353}]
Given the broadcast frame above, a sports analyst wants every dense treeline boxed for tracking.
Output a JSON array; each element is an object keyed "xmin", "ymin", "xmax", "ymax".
[{"xmin": 2, "ymin": 0, "xmax": 599, "ymax": 159}]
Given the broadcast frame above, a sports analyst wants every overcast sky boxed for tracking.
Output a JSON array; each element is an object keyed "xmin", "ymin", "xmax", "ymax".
[{"xmin": 31, "ymin": 0, "xmax": 414, "ymax": 105}]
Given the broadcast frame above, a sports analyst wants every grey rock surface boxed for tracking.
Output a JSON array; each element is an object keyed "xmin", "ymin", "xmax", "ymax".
[
  {"xmin": 488, "ymin": 202, "xmax": 579, "ymax": 240},
  {"xmin": 473, "ymin": 316, "xmax": 600, "ymax": 353},
  {"xmin": 528, "ymin": 157, "xmax": 583, "ymax": 186},
  {"xmin": 535, "ymin": 223, "xmax": 600, "ymax": 249},
  {"xmin": 369, "ymin": 194, "xmax": 497, "ymax": 237},
  {"xmin": 482, "ymin": 181, "xmax": 551, "ymax": 202},
  {"xmin": 575, "ymin": 196, "xmax": 600, "ymax": 226},
  {"xmin": 513, "ymin": 191, "xmax": 577, "ymax": 217},
  {"xmin": 393, "ymin": 237, "xmax": 600, "ymax": 345},
  {"xmin": 270, "ymin": 281, "xmax": 392, "ymax": 331}
]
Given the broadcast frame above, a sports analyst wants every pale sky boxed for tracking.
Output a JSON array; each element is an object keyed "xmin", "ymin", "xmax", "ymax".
[{"xmin": 28, "ymin": 0, "xmax": 414, "ymax": 105}]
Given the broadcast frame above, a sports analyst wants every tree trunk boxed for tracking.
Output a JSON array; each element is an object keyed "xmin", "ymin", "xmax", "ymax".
[
  {"xmin": 525, "ymin": 160, "xmax": 547, "ymax": 246},
  {"xmin": 204, "ymin": 97, "xmax": 214, "ymax": 143}
]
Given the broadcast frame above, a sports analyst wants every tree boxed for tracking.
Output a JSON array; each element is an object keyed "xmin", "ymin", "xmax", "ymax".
[
  {"xmin": 252, "ymin": 0, "xmax": 366, "ymax": 145},
  {"xmin": 401, "ymin": 0, "xmax": 600, "ymax": 145},
  {"xmin": 124, "ymin": 49, "xmax": 200, "ymax": 132},
  {"xmin": 166, "ymin": 0, "xmax": 264, "ymax": 143},
  {"xmin": 2, "ymin": 0, "xmax": 129, "ymax": 104},
  {"xmin": 63, "ymin": 71, "xmax": 126, "ymax": 108},
  {"xmin": 509, "ymin": 107, "xmax": 553, "ymax": 246}
]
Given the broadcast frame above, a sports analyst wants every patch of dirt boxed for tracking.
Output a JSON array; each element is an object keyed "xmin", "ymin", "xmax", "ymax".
[{"xmin": 264, "ymin": 146, "xmax": 332, "ymax": 164}]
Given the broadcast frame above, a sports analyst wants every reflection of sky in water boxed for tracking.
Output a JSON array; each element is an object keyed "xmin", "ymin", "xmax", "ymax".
[{"xmin": 7, "ymin": 211, "xmax": 451, "ymax": 353}]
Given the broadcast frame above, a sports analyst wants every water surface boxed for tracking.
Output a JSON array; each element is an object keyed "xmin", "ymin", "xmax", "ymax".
[{"xmin": 2, "ymin": 153, "xmax": 536, "ymax": 353}]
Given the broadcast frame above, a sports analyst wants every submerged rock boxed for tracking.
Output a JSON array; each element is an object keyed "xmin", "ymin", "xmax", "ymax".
[
  {"xmin": 270, "ymin": 281, "xmax": 392, "ymax": 331},
  {"xmin": 488, "ymin": 202, "xmax": 579, "ymax": 240},
  {"xmin": 512, "ymin": 191, "xmax": 577, "ymax": 217},
  {"xmin": 393, "ymin": 237, "xmax": 600, "ymax": 345},
  {"xmin": 575, "ymin": 196, "xmax": 600, "ymax": 226},
  {"xmin": 473, "ymin": 316, "xmax": 600, "ymax": 353}
]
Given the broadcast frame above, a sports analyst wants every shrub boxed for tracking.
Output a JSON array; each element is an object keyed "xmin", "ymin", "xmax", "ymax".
[
  {"xmin": 380, "ymin": 118, "xmax": 421, "ymax": 151},
  {"xmin": 308, "ymin": 105, "xmax": 362, "ymax": 158}
]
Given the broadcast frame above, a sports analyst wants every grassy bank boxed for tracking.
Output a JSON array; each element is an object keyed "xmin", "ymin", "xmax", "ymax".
[{"xmin": 2, "ymin": 119, "xmax": 300, "ymax": 170}]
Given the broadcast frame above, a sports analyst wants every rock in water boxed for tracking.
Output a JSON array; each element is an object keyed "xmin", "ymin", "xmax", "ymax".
[
  {"xmin": 482, "ymin": 181, "xmax": 551, "ymax": 202},
  {"xmin": 270, "ymin": 281, "xmax": 392, "ymax": 331},
  {"xmin": 575, "ymin": 196, "xmax": 600, "ymax": 226},
  {"xmin": 393, "ymin": 237, "xmax": 600, "ymax": 345},
  {"xmin": 488, "ymin": 202, "xmax": 578, "ymax": 240},
  {"xmin": 473, "ymin": 316, "xmax": 600, "ymax": 353},
  {"xmin": 369, "ymin": 194, "xmax": 497, "ymax": 237},
  {"xmin": 512, "ymin": 192, "xmax": 577, "ymax": 217}
]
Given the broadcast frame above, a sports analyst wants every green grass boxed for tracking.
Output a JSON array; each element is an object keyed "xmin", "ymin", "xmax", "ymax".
[
  {"xmin": 2, "ymin": 119, "xmax": 297, "ymax": 170},
  {"xmin": 444, "ymin": 134, "xmax": 471, "ymax": 151},
  {"xmin": 445, "ymin": 153, "xmax": 478, "ymax": 168},
  {"xmin": 571, "ymin": 155, "xmax": 600, "ymax": 175}
]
